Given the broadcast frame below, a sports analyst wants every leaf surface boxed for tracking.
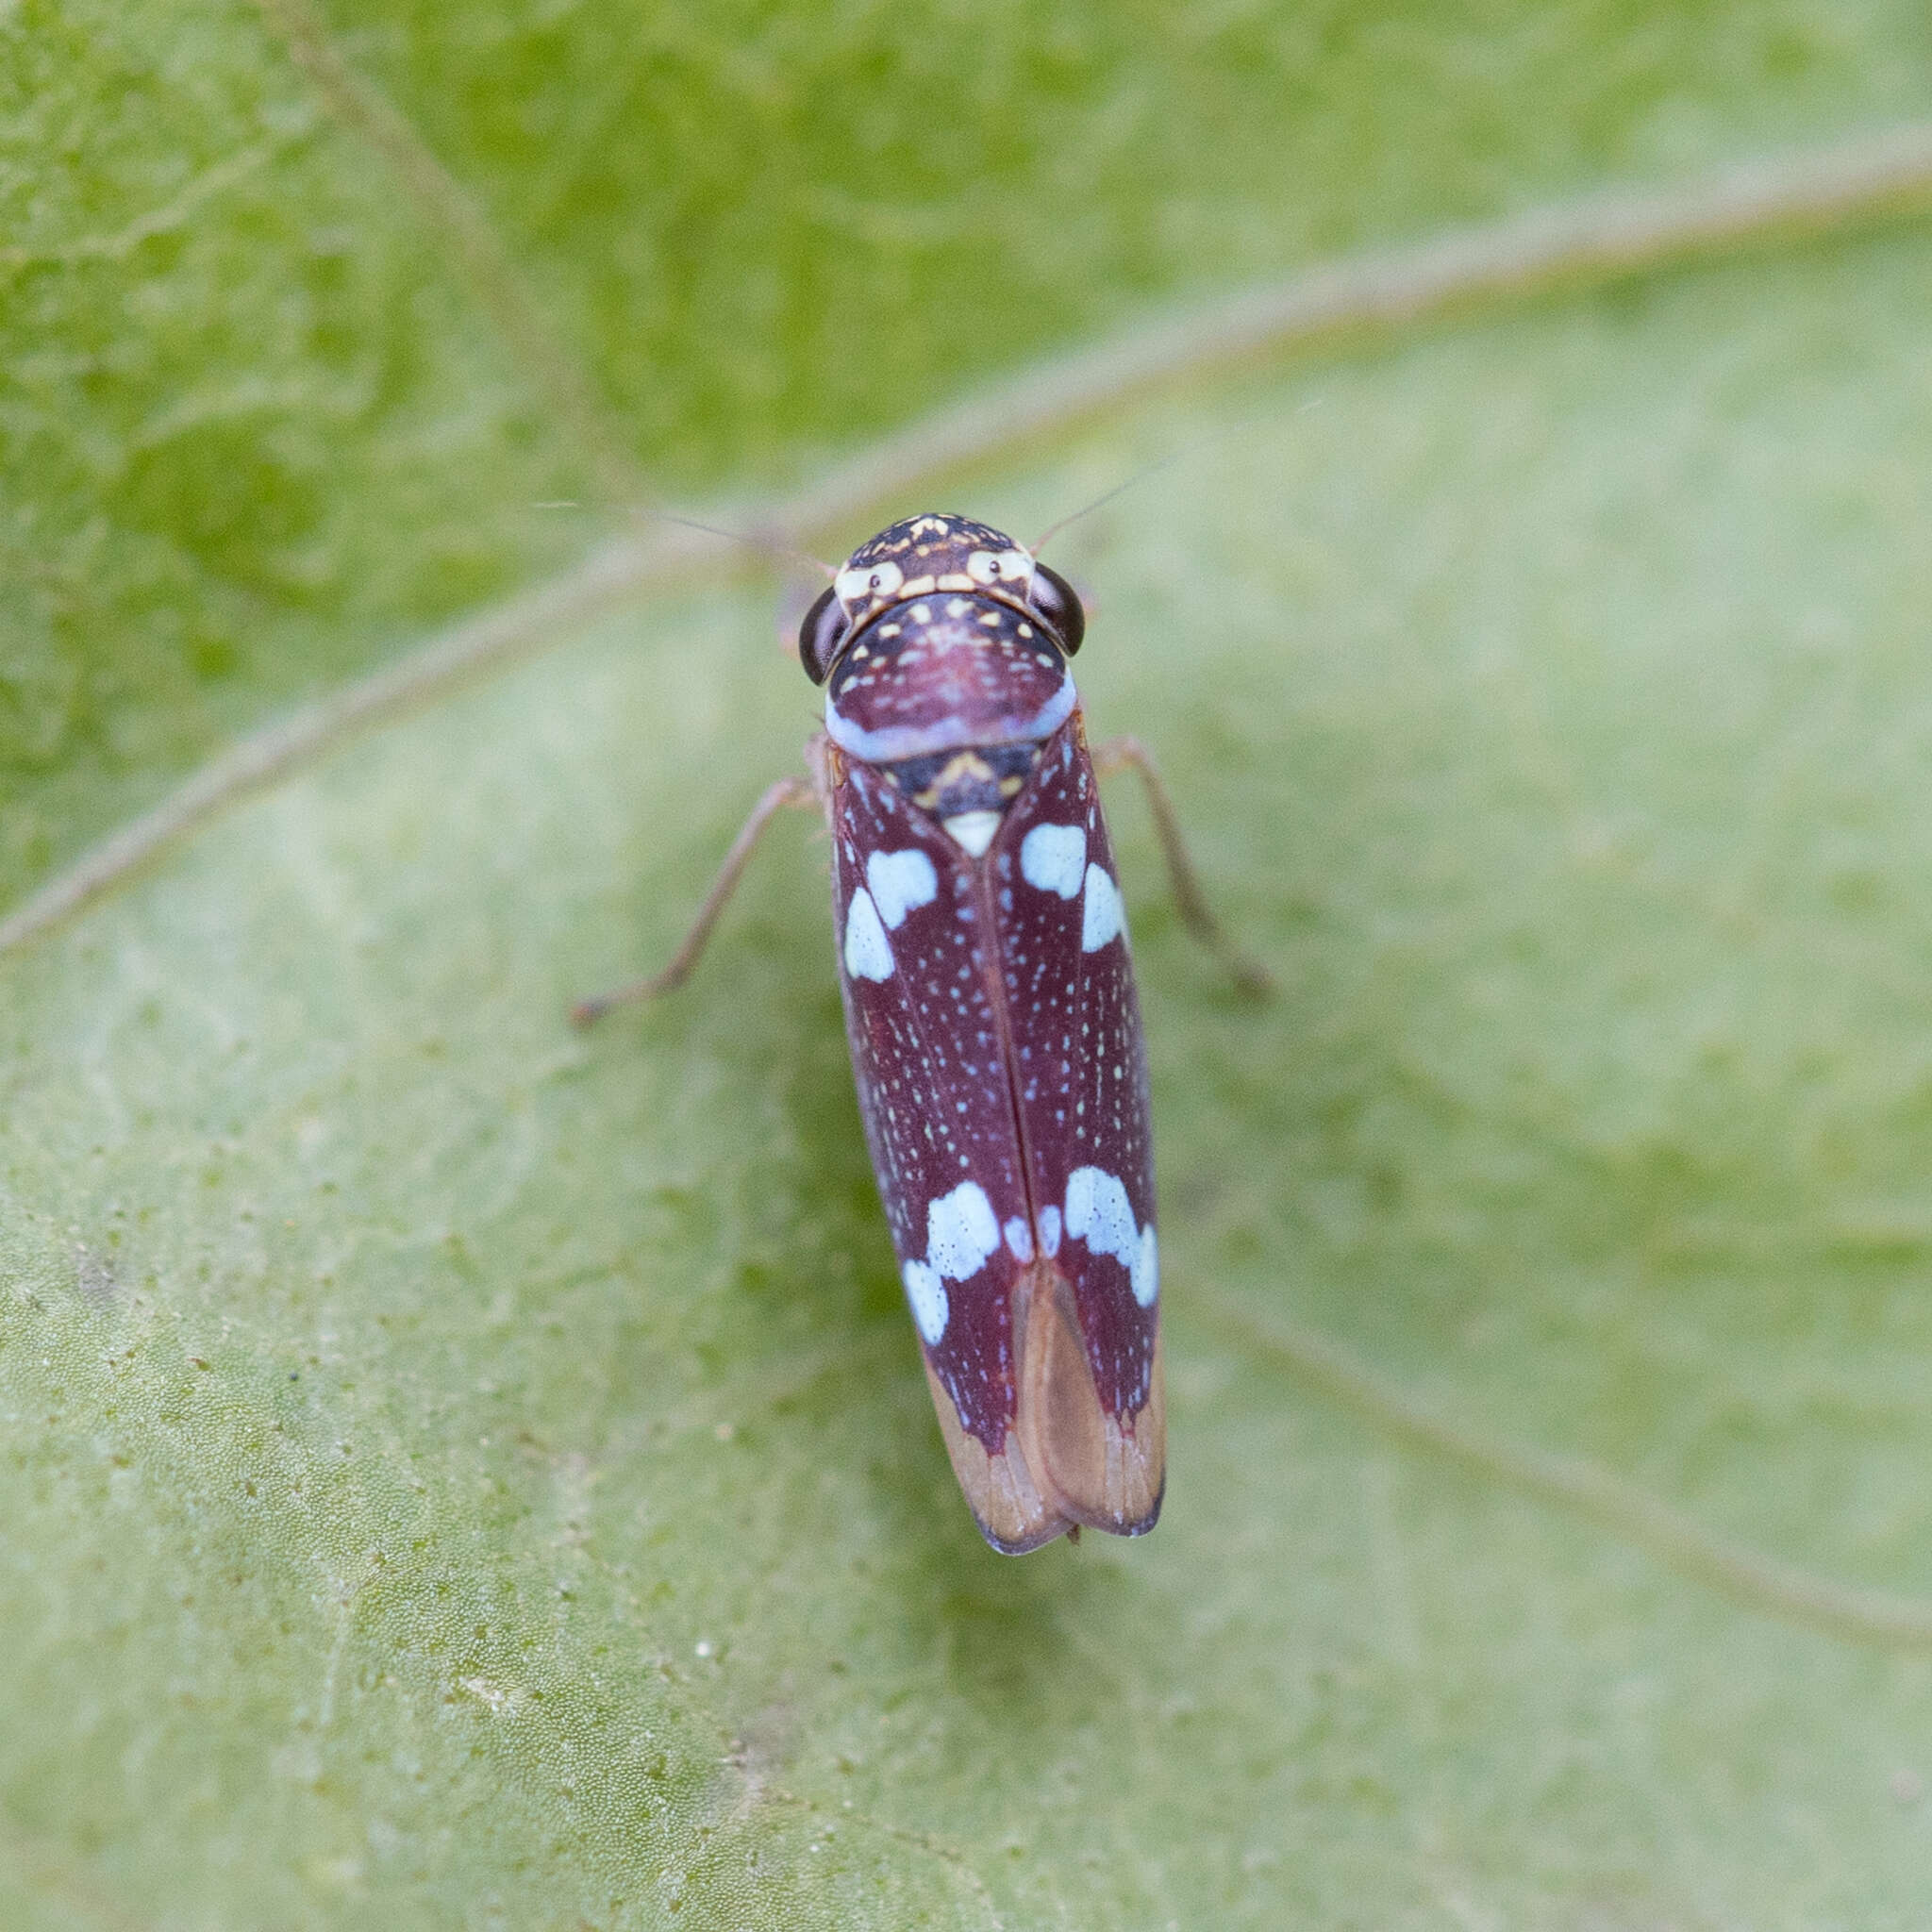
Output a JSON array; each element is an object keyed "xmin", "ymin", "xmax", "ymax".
[{"xmin": 9, "ymin": 4, "xmax": 1932, "ymax": 1924}]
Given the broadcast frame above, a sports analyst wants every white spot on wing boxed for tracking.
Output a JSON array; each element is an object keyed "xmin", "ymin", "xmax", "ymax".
[
  {"xmin": 1080, "ymin": 864, "xmax": 1124, "ymax": 951},
  {"xmin": 925, "ymin": 1181, "xmax": 1000, "ymax": 1281},
  {"xmin": 1064, "ymin": 1166, "xmax": 1156, "ymax": 1303},
  {"xmin": 1133, "ymin": 1225, "xmax": 1159, "ymax": 1307},
  {"xmin": 903, "ymin": 1259, "xmax": 947, "ymax": 1343},
  {"xmin": 867, "ymin": 848, "xmax": 938, "ymax": 928},
  {"xmin": 1004, "ymin": 1216, "xmax": 1034, "ymax": 1262},
  {"xmin": 842, "ymin": 889, "xmax": 894, "ymax": 980},
  {"xmin": 1038, "ymin": 1206, "xmax": 1061, "ymax": 1257},
  {"xmin": 1020, "ymin": 824, "xmax": 1085, "ymax": 898}
]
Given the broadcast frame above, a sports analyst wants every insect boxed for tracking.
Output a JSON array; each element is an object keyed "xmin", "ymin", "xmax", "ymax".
[{"xmin": 576, "ymin": 511, "xmax": 1264, "ymax": 1552}]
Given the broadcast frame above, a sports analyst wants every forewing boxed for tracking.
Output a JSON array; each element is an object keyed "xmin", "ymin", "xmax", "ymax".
[
  {"xmin": 988, "ymin": 716, "xmax": 1164, "ymax": 1531},
  {"xmin": 827, "ymin": 757, "xmax": 1069, "ymax": 1551}
]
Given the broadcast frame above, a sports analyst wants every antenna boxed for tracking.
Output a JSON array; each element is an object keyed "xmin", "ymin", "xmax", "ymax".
[
  {"xmin": 658, "ymin": 511, "xmax": 835, "ymax": 580},
  {"xmin": 1029, "ymin": 452, "xmax": 1179, "ymax": 555}
]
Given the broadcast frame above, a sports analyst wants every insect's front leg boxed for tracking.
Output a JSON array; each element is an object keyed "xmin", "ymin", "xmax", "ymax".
[
  {"xmin": 1090, "ymin": 734, "xmax": 1274, "ymax": 995},
  {"xmin": 571, "ymin": 772, "xmax": 820, "ymax": 1025}
]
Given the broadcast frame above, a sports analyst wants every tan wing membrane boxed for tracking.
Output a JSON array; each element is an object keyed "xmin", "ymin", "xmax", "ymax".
[
  {"xmin": 922, "ymin": 1357, "xmax": 1072, "ymax": 1554},
  {"xmin": 924, "ymin": 1259, "xmax": 1165, "ymax": 1552},
  {"xmin": 1016, "ymin": 1259, "xmax": 1165, "ymax": 1537}
]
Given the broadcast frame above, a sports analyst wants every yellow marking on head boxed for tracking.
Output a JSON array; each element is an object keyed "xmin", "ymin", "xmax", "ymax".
[
  {"xmin": 836, "ymin": 558, "xmax": 903, "ymax": 605},
  {"xmin": 967, "ymin": 546, "xmax": 1035, "ymax": 589}
]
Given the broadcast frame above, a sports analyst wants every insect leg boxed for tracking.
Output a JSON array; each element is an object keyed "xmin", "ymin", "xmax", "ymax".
[
  {"xmin": 571, "ymin": 774, "xmax": 818, "ymax": 1024},
  {"xmin": 1090, "ymin": 735, "xmax": 1273, "ymax": 995}
]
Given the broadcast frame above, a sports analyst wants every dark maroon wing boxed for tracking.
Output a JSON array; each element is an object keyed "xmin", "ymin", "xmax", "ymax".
[
  {"xmin": 987, "ymin": 715, "xmax": 1163, "ymax": 1512},
  {"xmin": 826, "ymin": 756, "xmax": 1070, "ymax": 1550}
]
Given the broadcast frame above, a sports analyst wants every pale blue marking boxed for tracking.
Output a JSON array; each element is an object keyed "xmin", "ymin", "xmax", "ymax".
[
  {"xmin": 902, "ymin": 1260, "xmax": 948, "ymax": 1343},
  {"xmin": 1038, "ymin": 1205, "xmax": 1062, "ymax": 1257},
  {"xmin": 1079, "ymin": 864, "xmax": 1124, "ymax": 951},
  {"xmin": 925, "ymin": 1181, "xmax": 1000, "ymax": 1281},
  {"xmin": 1133, "ymin": 1225, "xmax": 1159, "ymax": 1307},
  {"xmin": 824, "ymin": 675, "xmax": 1076, "ymax": 763},
  {"xmin": 1063, "ymin": 1165, "xmax": 1157, "ymax": 1305},
  {"xmin": 1020, "ymin": 823, "xmax": 1086, "ymax": 899},
  {"xmin": 867, "ymin": 847, "xmax": 938, "ymax": 929},
  {"xmin": 842, "ymin": 889, "xmax": 894, "ymax": 981}
]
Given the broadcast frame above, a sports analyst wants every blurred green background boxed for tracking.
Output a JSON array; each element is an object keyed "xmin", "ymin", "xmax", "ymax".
[{"xmin": 9, "ymin": 1, "xmax": 1932, "ymax": 1924}]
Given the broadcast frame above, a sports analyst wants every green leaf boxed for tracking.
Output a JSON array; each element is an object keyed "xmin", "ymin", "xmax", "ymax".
[{"xmin": 9, "ymin": 2, "xmax": 1932, "ymax": 1924}]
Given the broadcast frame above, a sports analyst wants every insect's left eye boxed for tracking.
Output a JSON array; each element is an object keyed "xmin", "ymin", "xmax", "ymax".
[
  {"xmin": 1027, "ymin": 562, "xmax": 1086, "ymax": 654},
  {"xmin": 835, "ymin": 558, "xmax": 904, "ymax": 605},
  {"xmin": 798, "ymin": 586, "xmax": 850, "ymax": 684}
]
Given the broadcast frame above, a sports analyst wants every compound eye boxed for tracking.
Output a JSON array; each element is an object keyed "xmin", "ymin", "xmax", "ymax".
[
  {"xmin": 797, "ymin": 585, "xmax": 849, "ymax": 684},
  {"xmin": 834, "ymin": 558, "xmax": 904, "ymax": 605},
  {"xmin": 1028, "ymin": 562, "xmax": 1086, "ymax": 654},
  {"xmin": 966, "ymin": 546, "xmax": 1034, "ymax": 587}
]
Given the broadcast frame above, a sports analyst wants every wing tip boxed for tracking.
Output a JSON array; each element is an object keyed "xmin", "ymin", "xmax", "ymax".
[
  {"xmin": 920, "ymin": 1354, "xmax": 1072, "ymax": 1552},
  {"xmin": 921, "ymin": 1260, "xmax": 1165, "ymax": 1554},
  {"xmin": 1016, "ymin": 1258, "xmax": 1165, "ymax": 1540}
]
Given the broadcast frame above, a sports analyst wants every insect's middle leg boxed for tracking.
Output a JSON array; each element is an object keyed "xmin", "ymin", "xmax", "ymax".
[
  {"xmin": 1091, "ymin": 734, "xmax": 1273, "ymax": 995},
  {"xmin": 571, "ymin": 774, "xmax": 818, "ymax": 1025}
]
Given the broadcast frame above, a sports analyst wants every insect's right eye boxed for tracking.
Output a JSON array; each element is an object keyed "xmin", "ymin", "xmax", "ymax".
[
  {"xmin": 1027, "ymin": 562, "xmax": 1086, "ymax": 655},
  {"xmin": 798, "ymin": 586, "xmax": 850, "ymax": 684}
]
